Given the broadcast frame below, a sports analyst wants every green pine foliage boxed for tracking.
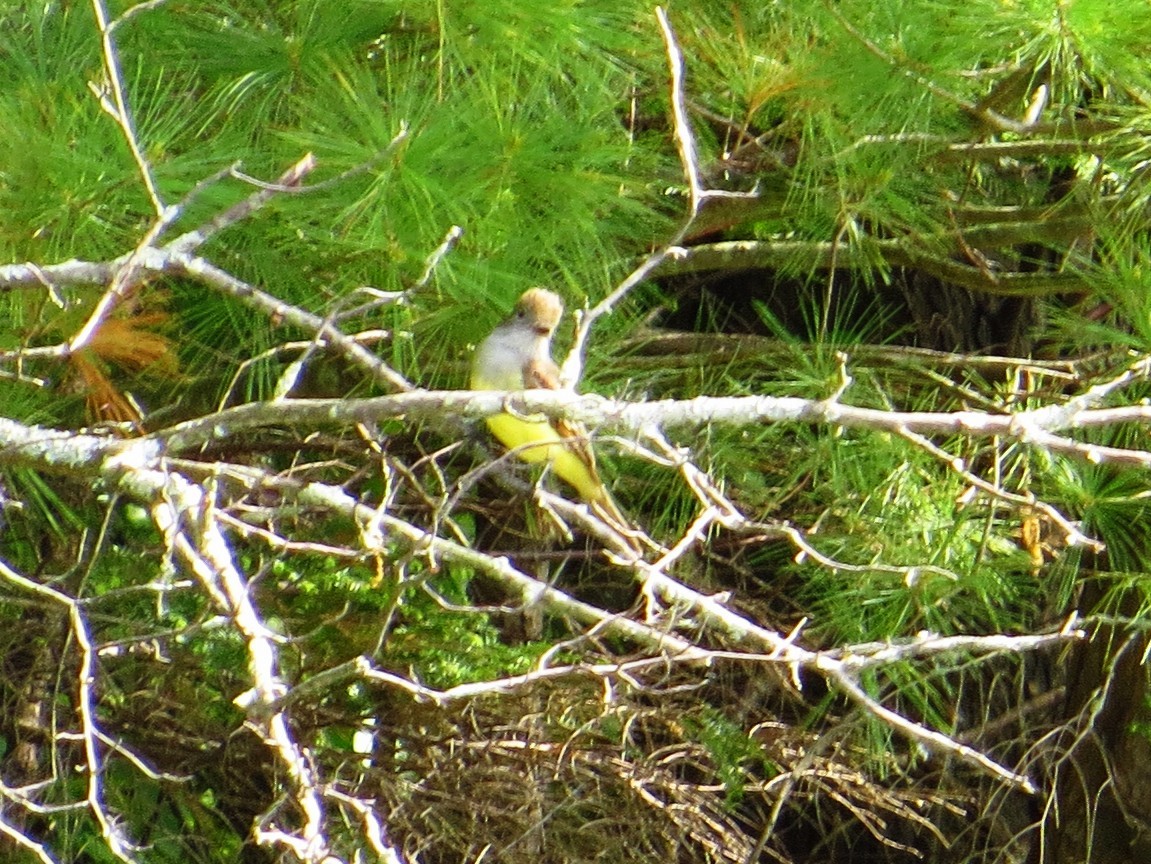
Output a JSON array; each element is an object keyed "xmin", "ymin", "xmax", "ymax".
[{"xmin": 5, "ymin": 0, "xmax": 1151, "ymax": 860}]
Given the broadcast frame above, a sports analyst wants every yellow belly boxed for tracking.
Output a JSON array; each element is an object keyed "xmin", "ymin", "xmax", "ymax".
[{"xmin": 485, "ymin": 413, "xmax": 602, "ymax": 503}]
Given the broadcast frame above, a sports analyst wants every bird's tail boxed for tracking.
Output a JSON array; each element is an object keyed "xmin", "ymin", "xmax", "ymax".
[{"xmin": 590, "ymin": 488, "xmax": 645, "ymax": 556}]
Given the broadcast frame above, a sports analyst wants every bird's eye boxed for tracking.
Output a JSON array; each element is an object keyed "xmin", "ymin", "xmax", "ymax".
[{"xmin": 516, "ymin": 310, "xmax": 526, "ymax": 318}]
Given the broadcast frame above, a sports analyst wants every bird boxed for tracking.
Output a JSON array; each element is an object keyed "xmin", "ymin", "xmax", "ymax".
[{"xmin": 470, "ymin": 288, "xmax": 636, "ymax": 547}]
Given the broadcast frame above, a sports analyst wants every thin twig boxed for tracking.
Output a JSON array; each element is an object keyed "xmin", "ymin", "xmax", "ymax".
[
  {"xmin": 414, "ymin": 224, "xmax": 465, "ymax": 291},
  {"xmin": 89, "ymin": 0, "xmax": 164, "ymax": 215},
  {"xmin": 148, "ymin": 382, "xmax": 1151, "ymax": 479},
  {"xmin": 0, "ymin": 560, "xmax": 141, "ymax": 862},
  {"xmin": 562, "ymin": 7, "xmax": 754, "ymax": 387},
  {"xmin": 167, "ymin": 152, "xmax": 320, "ymax": 255}
]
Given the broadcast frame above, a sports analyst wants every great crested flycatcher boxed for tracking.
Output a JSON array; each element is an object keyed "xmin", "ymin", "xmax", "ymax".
[{"xmin": 471, "ymin": 288, "xmax": 634, "ymax": 539}]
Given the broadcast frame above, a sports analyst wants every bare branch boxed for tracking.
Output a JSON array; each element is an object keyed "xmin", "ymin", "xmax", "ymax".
[
  {"xmin": 651, "ymin": 237, "xmax": 1091, "ymax": 296},
  {"xmin": 104, "ymin": 462, "xmax": 336, "ymax": 862},
  {"xmin": 88, "ymin": 0, "xmax": 164, "ymax": 216},
  {"xmin": 562, "ymin": 7, "xmax": 754, "ymax": 388},
  {"xmin": 894, "ymin": 424, "xmax": 1095, "ymax": 550},
  {"xmin": 0, "ymin": 817, "xmax": 58, "ymax": 864},
  {"xmin": 822, "ymin": 0, "xmax": 1046, "ymax": 135},
  {"xmin": 229, "ymin": 121, "xmax": 408, "ymax": 195},
  {"xmin": 657, "ymin": 6, "xmax": 704, "ymax": 209},
  {"xmin": 146, "ymin": 381, "xmax": 1151, "ymax": 479},
  {"xmin": 108, "ymin": 0, "xmax": 171, "ymax": 30},
  {"xmin": 829, "ymin": 667, "xmax": 1036, "ymax": 791},
  {"xmin": 166, "ymin": 152, "xmax": 320, "ymax": 255},
  {"xmin": 324, "ymin": 788, "xmax": 406, "ymax": 864},
  {"xmin": 0, "ymin": 561, "xmax": 141, "ymax": 862},
  {"xmin": 414, "ymin": 224, "xmax": 465, "ymax": 291},
  {"xmin": 169, "ymin": 252, "xmax": 413, "ymax": 392}
]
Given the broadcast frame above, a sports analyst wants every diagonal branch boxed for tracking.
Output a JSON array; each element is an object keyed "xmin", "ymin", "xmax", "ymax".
[
  {"xmin": 88, "ymin": 0, "xmax": 164, "ymax": 216},
  {"xmin": 146, "ymin": 382, "xmax": 1151, "ymax": 477}
]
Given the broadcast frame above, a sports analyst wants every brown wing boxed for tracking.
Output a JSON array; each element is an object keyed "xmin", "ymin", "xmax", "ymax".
[
  {"xmin": 523, "ymin": 355, "xmax": 640, "ymax": 550},
  {"xmin": 522, "ymin": 356, "xmax": 602, "ymax": 479},
  {"xmin": 522, "ymin": 355, "xmax": 562, "ymax": 390}
]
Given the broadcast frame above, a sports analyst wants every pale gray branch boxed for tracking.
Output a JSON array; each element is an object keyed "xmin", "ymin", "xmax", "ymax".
[{"xmin": 145, "ymin": 383, "xmax": 1151, "ymax": 476}]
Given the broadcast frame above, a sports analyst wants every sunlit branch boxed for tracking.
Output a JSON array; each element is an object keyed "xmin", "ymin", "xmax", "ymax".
[
  {"xmin": 0, "ymin": 560, "xmax": 140, "ymax": 862},
  {"xmin": 563, "ymin": 7, "xmax": 754, "ymax": 387},
  {"xmin": 88, "ymin": 0, "xmax": 164, "ymax": 215},
  {"xmin": 146, "ymin": 383, "xmax": 1151, "ymax": 476},
  {"xmin": 110, "ymin": 462, "xmax": 335, "ymax": 862}
]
